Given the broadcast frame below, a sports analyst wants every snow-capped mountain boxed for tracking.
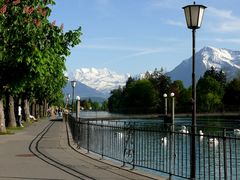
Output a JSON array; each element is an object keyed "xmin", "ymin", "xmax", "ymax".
[
  {"xmin": 167, "ymin": 46, "xmax": 240, "ymax": 87},
  {"xmin": 68, "ymin": 68, "xmax": 130, "ymax": 93},
  {"xmin": 63, "ymin": 81, "xmax": 107, "ymax": 101}
]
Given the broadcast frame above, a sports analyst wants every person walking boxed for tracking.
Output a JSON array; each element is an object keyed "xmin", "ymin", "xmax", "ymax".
[{"xmin": 17, "ymin": 105, "xmax": 23, "ymax": 127}]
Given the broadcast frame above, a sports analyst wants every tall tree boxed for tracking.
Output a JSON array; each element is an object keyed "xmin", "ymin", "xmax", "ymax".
[
  {"xmin": 197, "ymin": 76, "xmax": 224, "ymax": 112},
  {"xmin": 0, "ymin": 0, "xmax": 81, "ymax": 132},
  {"xmin": 124, "ymin": 79, "xmax": 158, "ymax": 113},
  {"xmin": 223, "ymin": 78, "xmax": 240, "ymax": 110}
]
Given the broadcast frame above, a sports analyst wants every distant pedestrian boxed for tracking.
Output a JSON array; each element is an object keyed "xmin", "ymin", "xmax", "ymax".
[{"xmin": 17, "ymin": 105, "xmax": 23, "ymax": 127}]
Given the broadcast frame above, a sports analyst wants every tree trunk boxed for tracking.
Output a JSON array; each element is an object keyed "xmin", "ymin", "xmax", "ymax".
[
  {"xmin": 8, "ymin": 95, "xmax": 17, "ymax": 127},
  {"xmin": 36, "ymin": 103, "xmax": 40, "ymax": 118},
  {"xmin": 44, "ymin": 99, "xmax": 48, "ymax": 117},
  {"xmin": 23, "ymin": 98, "xmax": 30, "ymax": 123},
  {"xmin": 31, "ymin": 100, "xmax": 36, "ymax": 117},
  {"xmin": 40, "ymin": 102, "xmax": 44, "ymax": 117},
  {"xmin": 0, "ymin": 98, "xmax": 6, "ymax": 133}
]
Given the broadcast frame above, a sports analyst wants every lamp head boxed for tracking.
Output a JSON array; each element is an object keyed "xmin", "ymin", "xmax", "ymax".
[
  {"xmin": 71, "ymin": 80, "xmax": 77, "ymax": 88},
  {"xmin": 183, "ymin": 2, "xmax": 206, "ymax": 29}
]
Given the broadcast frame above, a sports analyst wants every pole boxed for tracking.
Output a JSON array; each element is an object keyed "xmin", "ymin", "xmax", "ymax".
[
  {"xmin": 72, "ymin": 87, "xmax": 74, "ymax": 112},
  {"xmin": 171, "ymin": 95, "xmax": 175, "ymax": 132},
  {"xmin": 165, "ymin": 97, "xmax": 168, "ymax": 116},
  {"xmin": 76, "ymin": 97, "xmax": 80, "ymax": 121},
  {"xmin": 191, "ymin": 29, "xmax": 196, "ymax": 180}
]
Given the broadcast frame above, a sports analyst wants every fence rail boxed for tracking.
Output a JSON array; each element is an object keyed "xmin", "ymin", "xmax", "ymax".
[{"xmin": 68, "ymin": 115, "xmax": 240, "ymax": 180}]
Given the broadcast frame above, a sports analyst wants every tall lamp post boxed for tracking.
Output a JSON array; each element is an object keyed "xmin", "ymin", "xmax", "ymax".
[
  {"xmin": 76, "ymin": 96, "xmax": 81, "ymax": 120},
  {"xmin": 66, "ymin": 93, "xmax": 70, "ymax": 110},
  {"xmin": 71, "ymin": 80, "xmax": 77, "ymax": 112},
  {"xmin": 170, "ymin": 92, "xmax": 175, "ymax": 131},
  {"xmin": 183, "ymin": 2, "xmax": 206, "ymax": 179},
  {"xmin": 163, "ymin": 93, "xmax": 168, "ymax": 116}
]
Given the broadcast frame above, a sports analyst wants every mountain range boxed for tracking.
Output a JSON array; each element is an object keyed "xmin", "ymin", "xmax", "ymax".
[
  {"xmin": 167, "ymin": 46, "xmax": 240, "ymax": 87},
  {"xmin": 64, "ymin": 46, "xmax": 240, "ymax": 100},
  {"xmin": 68, "ymin": 68, "xmax": 130, "ymax": 94}
]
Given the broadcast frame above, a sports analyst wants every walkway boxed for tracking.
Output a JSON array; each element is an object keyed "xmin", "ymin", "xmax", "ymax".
[{"xmin": 0, "ymin": 118, "xmax": 166, "ymax": 180}]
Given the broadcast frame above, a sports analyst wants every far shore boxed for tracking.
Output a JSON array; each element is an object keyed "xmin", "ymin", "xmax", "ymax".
[{"xmin": 78, "ymin": 112, "xmax": 240, "ymax": 121}]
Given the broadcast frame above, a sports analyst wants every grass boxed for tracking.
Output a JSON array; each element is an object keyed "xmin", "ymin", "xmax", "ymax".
[{"xmin": 0, "ymin": 120, "xmax": 37, "ymax": 135}]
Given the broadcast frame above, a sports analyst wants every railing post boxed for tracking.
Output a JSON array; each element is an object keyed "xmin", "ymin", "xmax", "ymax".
[
  {"xmin": 132, "ymin": 122, "xmax": 136, "ymax": 169},
  {"xmin": 87, "ymin": 121, "xmax": 90, "ymax": 153},
  {"xmin": 169, "ymin": 93, "xmax": 175, "ymax": 180},
  {"xmin": 223, "ymin": 128, "xmax": 228, "ymax": 180},
  {"xmin": 169, "ymin": 124, "xmax": 172, "ymax": 179},
  {"xmin": 123, "ymin": 122, "xmax": 126, "ymax": 167},
  {"xmin": 101, "ymin": 120, "xmax": 104, "ymax": 159}
]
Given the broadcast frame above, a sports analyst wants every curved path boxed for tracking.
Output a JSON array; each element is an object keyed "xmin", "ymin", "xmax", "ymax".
[{"xmin": 0, "ymin": 118, "xmax": 166, "ymax": 180}]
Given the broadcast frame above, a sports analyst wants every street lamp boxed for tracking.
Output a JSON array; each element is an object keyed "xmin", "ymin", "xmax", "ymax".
[
  {"xmin": 170, "ymin": 92, "xmax": 175, "ymax": 131},
  {"xmin": 76, "ymin": 96, "xmax": 81, "ymax": 121},
  {"xmin": 183, "ymin": 2, "xmax": 206, "ymax": 179},
  {"xmin": 66, "ymin": 93, "xmax": 70, "ymax": 111},
  {"xmin": 71, "ymin": 80, "xmax": 77, "ymax": 112},
  {"xmin": 163, "ymin": 93, "xmax": 168, "ymax": 116}
]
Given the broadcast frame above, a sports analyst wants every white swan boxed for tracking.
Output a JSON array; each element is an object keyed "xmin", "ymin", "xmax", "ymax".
[
  {"xmin": 234, "ymin": 129, "xmax": 240, "ymax": 135},
  {"xmin": 179, "ymin": 126, "xmax": 189, "ymax": 134},
  {"xmin": 114, "ymin": 132, "xmax": 124, "ymax": 139},
  {"xmin": 161, "ymin": 137, "xmax": 167, "ymax": 145},
  {"xmin": 208, "ymin": 138, "xmax": 219, "ymax": 145},
  {"xmin": 199, "ymin": 130, "xmax": 204, "ymax": 136}
]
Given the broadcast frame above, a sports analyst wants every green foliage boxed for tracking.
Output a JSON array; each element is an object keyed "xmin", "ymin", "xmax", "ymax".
[
  {"xmin": 197, "ymin": 74, "xmax": 225, "ymax": 112},
  {"xmin": 125, "ymin": 79, "xmax": 158, "ymax": 111},
  {"xmin": 223, "ymin": 78, "xmax": 240, "ymax": 106},
  {"xmin": 108, "ymin": 67, "xmax": 239, "ymax": 114},
  {"xmin": 204, "ymin": 67, "xmax": 226, "ymax": 86},
  {"xmin": 80, "ymin": 99, "xmax": 105, "ymax": 111},
  {"xmin": 108, "ymin": 88, "xmax": 124, "ymax": 112},
  {"xmin": 101, "ymin": 101, "xmax": 108, "ymax": 111},
  {"xmin": 170, "ymin": 80, "xmax": 191, "ymax": 113},
  {"xmin": 0, "ymin": 0, "xmax": 82, "ymax": 106},
  {"xmin": 108, "ymin": 70, "xmax": 168, "ymax": 114}
]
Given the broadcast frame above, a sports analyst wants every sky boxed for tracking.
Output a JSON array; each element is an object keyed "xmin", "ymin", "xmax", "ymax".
[{"xmin": 49, "ymin": 0, "xmax": 240, "ymax": 76}]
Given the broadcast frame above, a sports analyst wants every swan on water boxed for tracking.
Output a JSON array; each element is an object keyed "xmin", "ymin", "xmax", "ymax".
[{"xmin": 179, "ymin": 126, "xmax": 189, "ymax": 134}]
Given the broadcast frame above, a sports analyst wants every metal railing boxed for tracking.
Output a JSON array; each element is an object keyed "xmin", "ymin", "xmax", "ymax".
[{"xmin": 68, "ymin": 115, "xmax": 240, "ymax": 180}]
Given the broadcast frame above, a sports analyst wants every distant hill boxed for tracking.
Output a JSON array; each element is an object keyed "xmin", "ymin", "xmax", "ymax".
[
  {"xmin": 167, "ymin": 46, "xmax": 240, "ymax": 87},
  {"xmin": 62, "ymin": 81, "xmax": 107, "ymax": 103}
]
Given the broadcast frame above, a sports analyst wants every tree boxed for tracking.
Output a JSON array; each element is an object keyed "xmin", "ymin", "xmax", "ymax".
[
  {"xmin": 204, "ymin": 67, "xmax": 226, "ymax": 86},
  {"xmin": 108, "ymin": 88, "xmax": 124, "ymax": 112},
  {"xmin": 101, "ymin": 101, "xmax": 108, "ymax": 111},
  {"xmin": 223, "ymin": 78, "xmax": 240, "ymax": 110},
  {"xmin": 170, "ymin": 80, "xmax": 191, "ymax": 113},
  {"xmin": 197, "ymin": 76, "xmax": 224, "ymax": 112},
  {"xmin": 123, "ymin": 79, "xmax": 158, "ymax": 113},
  {"xmin": 147, "ymin": 69, "xmax": 171, "ymax": 112},
  {"xmin": 0, "ymin": 0, "xmax": 81, "ymax": 132}
]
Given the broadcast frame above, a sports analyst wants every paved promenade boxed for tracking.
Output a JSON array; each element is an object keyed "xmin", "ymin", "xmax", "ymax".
[{"xmin": 0, "ymin": 118, "xmax": 166, "ymax": 180}]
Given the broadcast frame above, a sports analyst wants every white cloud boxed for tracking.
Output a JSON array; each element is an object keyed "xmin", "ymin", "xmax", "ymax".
[
  {"xmin": 121, "ymin": 47, "xmax": 172, "ymax": 59},
  {"xmin": 207, "ymin": 7, "xmax": 240, "ymax": 32},
  {"xmin": 166, "ymin": 19, "xmax": 185, "ymax": 27},
  {"xmin": 208, "ymin": 7, "xmax": 234, "ymax": 19}
]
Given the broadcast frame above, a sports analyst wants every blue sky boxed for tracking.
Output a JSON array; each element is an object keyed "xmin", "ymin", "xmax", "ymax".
[{"xmin": 50, "ymin": 0, "xmax": 240, "ymax": 76}]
